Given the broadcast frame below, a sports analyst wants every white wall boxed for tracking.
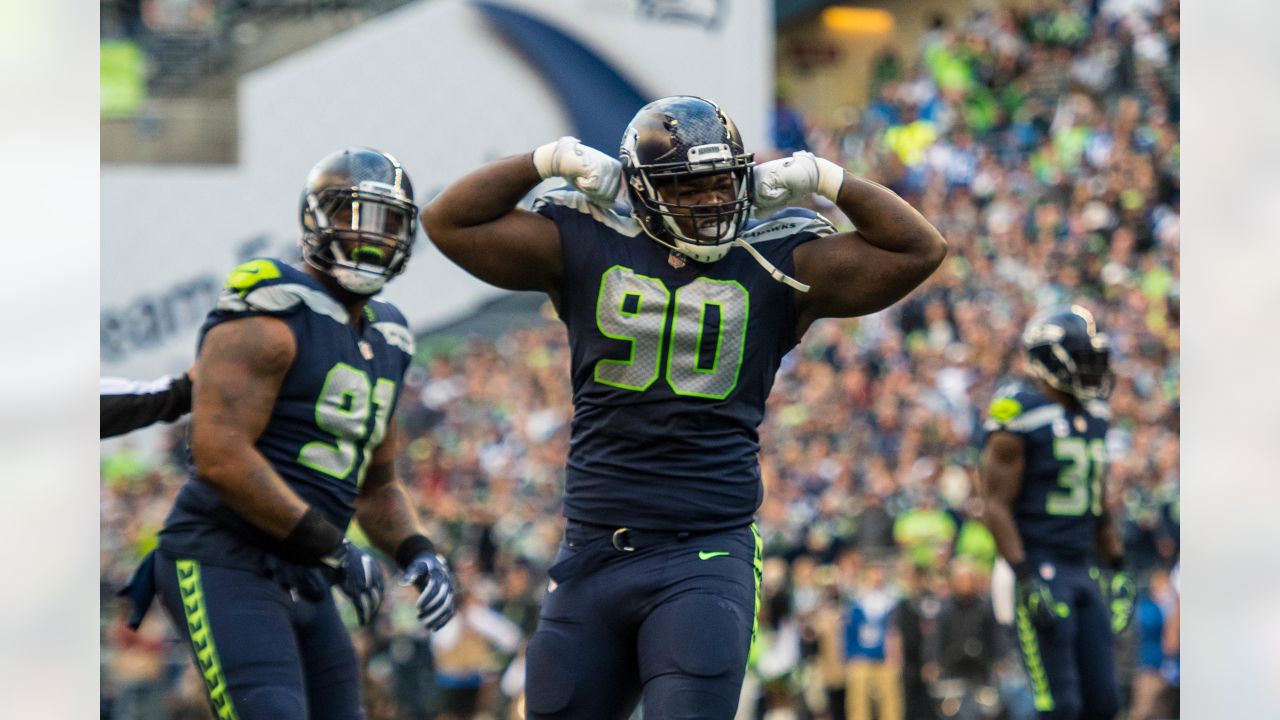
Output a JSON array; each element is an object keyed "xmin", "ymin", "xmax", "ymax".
[{"xmin": 102, "ymin": 0, "xmax": 772, "ymax": 380}]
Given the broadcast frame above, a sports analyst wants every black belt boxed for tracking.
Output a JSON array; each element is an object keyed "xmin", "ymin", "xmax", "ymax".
[{"xmin": 549, "ymin": 521, "xmax": 747, "ymax": 584}]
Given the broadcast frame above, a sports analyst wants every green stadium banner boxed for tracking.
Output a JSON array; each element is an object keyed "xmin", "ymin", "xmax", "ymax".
[{"xmin": 101, "ymin": 40, "xmax": 146, "ymax": 118}]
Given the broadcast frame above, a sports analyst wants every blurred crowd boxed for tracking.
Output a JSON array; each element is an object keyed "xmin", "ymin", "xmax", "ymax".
[{"xmin": 100, "ymin": 0, "xmax": 1180, "ymax": 718}]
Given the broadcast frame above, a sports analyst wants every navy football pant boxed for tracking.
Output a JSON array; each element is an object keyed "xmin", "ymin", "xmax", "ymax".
[
  {"xmin": 1013, "ymin": 559, "xmax": 1120, "ymax": 720},
  {"xmin": 153, "ymin": 552, "xmax": 365, "ymax": 720},
  {"xmin": 524, "ymin": 522, "xmax": 761, "ymax": 720}
]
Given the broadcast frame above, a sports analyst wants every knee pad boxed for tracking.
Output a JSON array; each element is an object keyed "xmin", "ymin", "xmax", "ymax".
[
  {"xmin": 524, "ymin": 627, "xmax": 577, "ymax": 715},
  {"xmin": 233, "ymin": 687, "xmax": 308, "ymax": 720}
]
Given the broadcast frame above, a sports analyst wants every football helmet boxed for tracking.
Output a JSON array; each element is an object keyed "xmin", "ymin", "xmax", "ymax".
[
  {"xmin": 300, "ymin": 147, "xmax": 418, "ymax": 295},
  {"xmin": 620, "ymin": 96, "xmax": 754, "ymax": 263},
  {"xmin": 1022, "ymin": 305, "xmax": 1114, "ymax": 400}
]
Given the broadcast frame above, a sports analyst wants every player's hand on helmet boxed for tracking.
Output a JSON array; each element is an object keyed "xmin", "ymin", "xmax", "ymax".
[
  {"xmin": 321, "ymin": 539, "xmax": 385, "ymax": 626},
  {"xmin": 1104, "ymin": 569, "xmax": 1136, "ymax": 634},
  {"xmin": 399, "ymin": 552, "xmax": 456, "ymax": 632},
  {"xmin": 533, "ymin": 136, "xmax": 622, "ymax": 207},
  {"xmin": 1014, "ymin": 564, "xmax": 1067, "ymax": 629},
  {"xmin": 752, "ymin": 151, "xmax": 845, "ymax": 215}
]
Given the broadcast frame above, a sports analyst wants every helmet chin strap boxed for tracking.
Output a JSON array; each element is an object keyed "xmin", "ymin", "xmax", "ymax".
[
  {"xmin": 732, "ymin": 238, "xmax": 811, "ymax": 293},
  {"xmin": 642, "ymin": 218, "xmax": 811, "ymax": 292}
]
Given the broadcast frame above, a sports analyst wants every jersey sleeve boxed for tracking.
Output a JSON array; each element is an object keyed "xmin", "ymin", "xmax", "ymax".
[{"xmin": 99, "ymin": 372, "xmax": 193, "ymax": 438}]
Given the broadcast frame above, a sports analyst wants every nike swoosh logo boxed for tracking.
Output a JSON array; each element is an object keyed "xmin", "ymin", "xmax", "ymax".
[{"xmin": 698, "ymin": 551, "xmax": 730, "ymax": 560}]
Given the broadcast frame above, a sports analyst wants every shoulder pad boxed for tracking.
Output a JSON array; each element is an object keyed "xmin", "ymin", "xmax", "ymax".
[
  {"xmin": 216, "ymin": 259, "xmax": 348, "ymax": 323},
  {"xmin": 532, "ymin": 187, "xmax": 640, "ymax": 237},
  {"xmin": 740, "ymin": 208, "xmax": 837, "ymax": 246},
  {"xmin": 982, "ymin": 383, "xmax": 1059, "ymax": 433},
  {"xmin": 366, "ymin": 300, "xmax": 415, "ymax": 356}
]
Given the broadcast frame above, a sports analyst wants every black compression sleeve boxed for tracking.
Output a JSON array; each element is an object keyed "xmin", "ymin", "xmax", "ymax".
[
  {"xmin": 395, "ymin": 534, "xmax": 438, "ymax": 570},
  {"xmin": 278, "ymin": 508, "xmax": 346, "ymax": 564}
]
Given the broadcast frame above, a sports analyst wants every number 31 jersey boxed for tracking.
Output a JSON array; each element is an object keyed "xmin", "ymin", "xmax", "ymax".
[
  {"xmin": 981, "ymin": 381, "xmax": 1111, "ymax": 563},
  {"xmin": 535, "ymin": 189, "xmax": 835, "ymax": 532},
  {"xmin": 159, "ymin": 259, "xmax": 415, "ymax": 568}
]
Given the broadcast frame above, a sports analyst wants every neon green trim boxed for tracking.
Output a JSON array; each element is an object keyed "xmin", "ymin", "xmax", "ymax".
[
  {"xmin": 691, "ymin": 301, "xmax": 725, "ymax": 374},
  {"xmin": 1015, "ymin": 601, "xmax": 1055, "ymax": 712},
  {"xmin": 224, "ymin": 259, "xmax": 280, "ymax": 295},
  {"xmin": 593, "ymin": 265, "xmax": 668, "ymax": 392},
  {"xmin": 748, "ymin": 523, "xmax": 764, "ymax": 669},
  {"xmin": 698, "ymin": 550, "xmax": 730, "ymax": 560},
  {"xmin": 666, "ymin": 278, "xmax": 749, "ymax": 400},
  {"xmin": 298, "ymin": 363, "xmax": 369, "ymax": 479},
  {"xmin": 176, "ymin": 560, "xmax": 240, "ymax": 720}
]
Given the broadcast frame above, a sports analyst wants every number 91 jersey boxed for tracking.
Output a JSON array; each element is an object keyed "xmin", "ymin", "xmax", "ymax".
[
  {"xmin": 981, "ymin": 381, "xmax": 1111, "ymax": 563},
  {"xmin": 535, "ymin": 189, "xmax": 835, "ymax": 532},
  {"xmin": 159, "ymin": 259, "xmax": 415, "ymax": 568}
]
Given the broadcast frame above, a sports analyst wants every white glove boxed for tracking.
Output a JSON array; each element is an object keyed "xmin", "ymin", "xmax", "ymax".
[
  {"xmin": 752, "ymin": 151, "xmax": 845, "ymax": 215},
  {"xmin": 533, "ymin": 136, "xmax": 622, "ymax": 207}
]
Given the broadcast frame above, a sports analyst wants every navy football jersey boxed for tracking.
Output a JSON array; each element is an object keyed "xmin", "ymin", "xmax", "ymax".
[
  {"xmin": 981, "ymin": 381, "xmax": 1110, "ymax": 563},
  {"xmin": 534, "ymin": 189, "xmax": 835, "ymax": 531},
  {"xmin": 159, "ymin": 259, "xmax": 415, "ymax": 568}
]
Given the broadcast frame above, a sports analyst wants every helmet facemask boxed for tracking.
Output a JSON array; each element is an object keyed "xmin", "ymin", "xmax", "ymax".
[
  {"xmin": 627, "ymin": 143, "xmax": 754, "ymax": 263},
  {"xmin": 302, "ymin": 184, "xmax": 417, "ymax": 295}
]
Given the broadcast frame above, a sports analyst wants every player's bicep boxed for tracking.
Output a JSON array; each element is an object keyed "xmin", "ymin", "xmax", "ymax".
[
  {"xmin": 979, "ymin": 430, "xmax": 1025, "ymax": 506},
  {"xmin": 426, "ymin": 207, "xmax": 563, "ymax": 295},
  {"xmin": 191, "ymin": 316, "xmax": 296, "ymax": 464},
  {"xmin": 792, "ymin": 229, "xmax": 938, "ymax": 332}
]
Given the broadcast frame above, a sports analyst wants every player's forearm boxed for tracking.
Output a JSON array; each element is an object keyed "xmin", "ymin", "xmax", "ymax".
[
  {"xmin": 1095, "ymin": 515, "xmax": 1126, "ymax": 565},
  {"xmin": 196, "ymin": 446, "xmax": 310, "ymax": 539},
  {"xmin": 982, "ymin": 499, "xmax": 1028, "ymax": 566},
  {"xmin": 834, "ymin": 174, "xmax": 946, "ymax": 263},
  {"xmin": 354, "ymin": 477, "xmax": 426, "ymax": 560},
  {"xmin": 421, "ymin": 154, "xmax": 542, "ymax": 233}
]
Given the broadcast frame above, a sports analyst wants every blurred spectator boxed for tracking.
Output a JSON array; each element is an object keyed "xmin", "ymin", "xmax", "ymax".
[
  {"xmin": 843, "ymin": 563, "xmax": 904, "ymax": 720},
  {"xmin": 894, "ymin": 563, "xmax": 941, "ymax": 720},
  {"xmin": 1130, "ymin": 565, "xmax": 1175, "ymax": 719},
  {"xmin": 932, "ymin": 559, "xmax": 1002, "ymax": 720}
]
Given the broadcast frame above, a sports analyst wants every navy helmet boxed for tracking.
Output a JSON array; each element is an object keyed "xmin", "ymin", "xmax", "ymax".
[
  {"xmin": 1022, "ymin": 305, "xmax": 1114, "ymax": 400},
  {"xmin": 300, "ymin": 147, "xmax": 418, "ymax": 295},
  {"xmin": 619, "ymin": 96, "xmax": 754, "ymax": 263}
]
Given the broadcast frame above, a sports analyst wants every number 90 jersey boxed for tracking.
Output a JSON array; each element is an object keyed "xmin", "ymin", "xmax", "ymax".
[
  {"xmin": 159, "ymin": 259, "xmax": 415, "ymax": 569},
  {"xmin": 981, "ymin": 381, "xmax": 1111, "ymax": 563},
  {"xmin": 535, "ymin": 189, "xmax": 835, "ymax": 532}
]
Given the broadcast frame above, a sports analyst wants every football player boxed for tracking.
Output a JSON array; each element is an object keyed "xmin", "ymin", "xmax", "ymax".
[
  {"xmin": 120, "ymin": 148, "xmax": 457, "ymax": 720},
  {"xmin": 980, "ymin": 306, "xmax": 1136, "ymax": 720},
  {"xmin": 421, "ymin": 95, "xmax": 947, "ymax": 718}
]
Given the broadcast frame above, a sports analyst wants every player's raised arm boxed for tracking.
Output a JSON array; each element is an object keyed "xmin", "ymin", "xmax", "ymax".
[
  {"xmin": 191, "ymin": 315, "xmax": 335, "ymax": 549},
  {"xmin": 422, "ymin": 137, "xmax": 621, "ymax": 299},
  {"xmin": 755, "ymin": 153, "xmax": 946, "ymax": 333}
]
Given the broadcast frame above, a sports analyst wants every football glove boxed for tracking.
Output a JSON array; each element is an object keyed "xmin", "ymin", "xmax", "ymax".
[
  {"xmin": 752, "ymin": 151, "xmax": 845, "ymax": 214},
  {"xmin": 533, "ymin": 136, "xmax": 622, "ymax": 208},
  {"xmin": 399, "ymin": 552, "xmax": 457, "ymax": 632},
  {"xmin": 320, "ymin": 539, "xmax": 385, "ymax": 626},
  {"xmin": 1104, "ymin": 570, "xmax": 1137, "ymax": 634},
  {"xmin": 1015, "ymin": 573, "xmax": 1068, "ymax": 629}
]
